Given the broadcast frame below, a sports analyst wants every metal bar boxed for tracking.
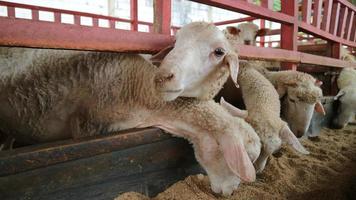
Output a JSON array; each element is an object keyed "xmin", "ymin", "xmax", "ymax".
[
  {"xmin": 312, "ymin": 0, "xmax": 323, "ymax": 28},
  {"xmin": 338, "ymin": 0, "xmax": 356, "ymax": 12},
  {"xmin": 31, "ymin": 9, "xmax": 39, "ymax": 21},
  {"xmin": 153, "ymin": 0, "xmax": 171, "ymax": 35},
  {"xmin": 7, "ymin": 6, "xmax": 15, "ymax": 18},
  {"xmin": 344, "ymin": 11, "xmax": 354, "ymax": 40},
  {"xmin": 261, "ymin": 0, "xmax": 273, "ymax": 10},
  {"xmin": 190, "ymin": 0, "xmax": 295, "ymax": 24},
  {"xmin": 54, "ymin": 12, "xmax": 61, "ymax": 23},
  {"xmin": 329, "ymin": 2, "xmax": 341, "ymax": 35},
  {"xmin": 130, "ymin": 0, "xmax": 138, "ymax": 31},
  {"xmin": 337, "ymin": 6, "xmax": 348, "ymax": 37},
  {"xmin": 92, "ymin": 17, "xmax": 98, "ymax": 27},
  {"xmin": 321, "ymin": 0, "xmax": 333, "ymax": 31},
  {"xmin": 0, "ymin": 17, "xmax": 173, "ymax": 53},
  {"xmin": 302, "ymin": 0, "xmax": 312, "ymax": 24}
]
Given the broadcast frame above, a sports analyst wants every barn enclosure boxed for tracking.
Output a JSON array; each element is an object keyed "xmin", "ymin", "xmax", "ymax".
[{"xmin": 0, "ymin": 0, "xmax": 355, "ymax": 199}]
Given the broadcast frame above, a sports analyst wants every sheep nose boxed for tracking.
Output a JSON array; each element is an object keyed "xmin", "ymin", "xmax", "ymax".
[
  {"xmin": 244, "ymin": 40, "xmax": 251, "ymax": 45},
  {"xmin": 295, "ymin": 130, "xmax": 304, "ymax": 138}
]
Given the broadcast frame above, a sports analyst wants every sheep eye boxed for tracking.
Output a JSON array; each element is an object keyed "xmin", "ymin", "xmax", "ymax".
[{"xmin": 214, "ymin": 48, "xmax": 225, "ymax": 57}]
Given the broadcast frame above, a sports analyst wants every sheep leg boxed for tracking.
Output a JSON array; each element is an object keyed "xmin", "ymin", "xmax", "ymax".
[{"xmin": 254, "ymin": 136, "xmax": 281, "ymax": 174}]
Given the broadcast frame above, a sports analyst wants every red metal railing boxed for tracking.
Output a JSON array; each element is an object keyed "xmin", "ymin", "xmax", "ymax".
[{"xmin": 0, "ymin": 0, "xmax": 355, "ymax": 69}]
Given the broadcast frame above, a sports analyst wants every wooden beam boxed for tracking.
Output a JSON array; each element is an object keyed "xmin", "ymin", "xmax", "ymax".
[
  {"xmin": 0, "ymin": 17, "xmax": 173, "ymax": 53},
  {"xmin": 302, "ymin": 0, "xmax": 312, "ymax": 24},
  {"xmin": 344, "ymin": 11, "xmax": 354, "ymax": 40},
  {"xmin": 337, "ymin": 6, "xmax": 348, "ymax": 37},
  {"xmin": 321, "ymin": 0, "xmax": 333, "ymax": 31},
  {"xmin": 130, "ymin": 0, "xmax": 138, "ymax": 31},
  {"xmin": 329, "ymin": 2, "xmax": 341, "ymax": 35}
]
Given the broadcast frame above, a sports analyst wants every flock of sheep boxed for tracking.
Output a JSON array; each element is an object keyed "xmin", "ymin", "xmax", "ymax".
[{"xmin": 0, "ymin": 21, "xmax": 355, "ymax": 196}]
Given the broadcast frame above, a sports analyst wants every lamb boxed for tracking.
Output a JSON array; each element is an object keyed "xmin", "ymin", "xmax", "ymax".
[
  {"xmin": 223, "ymin": 22, "xmax": 269, "ymax": 46},
  {"xmin": 224, "ymin": 23, "xmax": 325, "ymax": 137},
  {"xmin": 333, "ymin": 67, "xmax": 356, "ymax": 128},
  {"xmin": 0, "ymin": 22, "xmax": 260, "ymax": 196},
  {"xmin": 221, "ymin": 62, "xmax": 309, "ymax": 173}
]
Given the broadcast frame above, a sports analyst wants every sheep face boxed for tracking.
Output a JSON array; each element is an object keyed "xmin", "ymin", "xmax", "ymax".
[
  {"xmin": 333, "ymin": 87, "xmax": 356, "ymax": 129},
  {"xmin": 225, "ymin": 22, "xmax": 269, "ymax": 45},
  {"xmin": 155, "ymin": 22, "xmax": 239, "ymax": 101},
  {"xmin": 281, "ymin": 83, "xmax": 324, "ymax": 137}
]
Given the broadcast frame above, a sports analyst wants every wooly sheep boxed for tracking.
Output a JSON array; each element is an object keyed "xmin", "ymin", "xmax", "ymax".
[
  {"xmin": 223, "ymin": 22, "xmax": 269, "ymax": 46},
  {"xmin": 0, "ymin": 22, "xmax": 260, "ymax": 195},
  {"xmin": 333, "ymin": 67, "xmax": 356, "ymax": 128},
  {"xmin": 224, "ymin": 24, "xmax": 325, "ymax": 138},
  {"xmin": 221, "ymin": 62, "xmax": 309, "ymax": 173}
]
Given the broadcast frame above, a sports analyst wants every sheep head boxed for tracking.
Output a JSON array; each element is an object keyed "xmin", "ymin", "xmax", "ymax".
[
  {"xmin": 225, "ymin": 22, "xmax": 269, "ymax": 45},
  {"xmin": 153, "ymin": 22, "xmax": 239, "ymax": 101}
]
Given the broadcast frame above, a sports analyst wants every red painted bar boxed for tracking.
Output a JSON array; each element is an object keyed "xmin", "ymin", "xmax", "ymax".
[
  {"xmin": 109, "ymin": 19, "xmax": 115, "ymax": 29},
  {"xmin": 0, "ymin": 17, "xmax": 173, "ymax": 53},
  {"xmin": 299, "ymin": 22, "xmax": 356, "ymax": 47},
  {"xmin": 321, "ymin": 0, "xmax": 333, "ymax": 31},
  {"xmin": 214, "ymin": 16, "xmax": 255, "ymax": 26},
  {"xmin": 191, "ymin": 0, "xmax": 295, "ymax": 24},
  {"xmin": 261, "ymin": 0, "xmax": 273, "ymax": 10},
  {"xmin": 31, "ymin": 9, "xmax": 39, "ymax": 21},
  {"xmin": 301, "ymin": 0, "xmax": 312, "ymax": 24},
  {"xmin": 312, "ymin": 0, "xmax": 322, "ymax": 28},
  {"xmin": 338, "ymin": 0, "xmax": 356, "ymax": 12},
  {"xmin": 329, "ymin": 2, "xmax": 341, "ymax": 35},
  {"xmin": 153, "ymin": 0, "xmax": 171, "ymax": 35},
  {"xmin": 280, "ymin": 0, "xmax": 298, "ymax": 70},
  {"xmin": 7, "ymin": 6, "xmax": 15, "ymax": 17},
  {"xmin": 93, "ymin": 17, "xmax": 98, "ymax": 27},
  {"xmin": 344, "ymin": 11, "xmax": 354, "ymax": 40},
  {"xmin": 350, "ymin": 15, "xmax": 356, "ymax": 41},
  {"xmin": 74, "ymin": 15, "xmax": 80, "ymax": 25},
  {"xmin": 54, "ymin": 12, "xmax": 61, "ymax": 23},
  {"xmin": 337, "ymin": 6, "xmax": 348, "ymax": 37},
  {"xmin": 130, "ymin": 0, "xmax": 138, "ymax": 31}
]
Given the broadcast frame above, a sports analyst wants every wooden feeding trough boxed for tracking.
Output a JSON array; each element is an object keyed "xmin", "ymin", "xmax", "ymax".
[{"xmin": 0, "ymin": 0, "xmax": 355, "ymax": 199}]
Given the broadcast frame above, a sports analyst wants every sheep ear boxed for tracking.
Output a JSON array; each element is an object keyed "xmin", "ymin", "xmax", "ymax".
[
  {"xmin": 334, "ymin": 90, "xmax": 346, "ymax": 100},
  {"xmin": 224, "ymin": 53, "xmax": 239, "ymax": 88},
  {"xmin": 220, "ymin": 97, "xmax": 248, "ymax": 118},
  {"xmin": 220, "ymin": 133, "xmax": 256, "ymax": 182},
  {"xmin": 315, "ymin": 101, "xmax": 326, "ymax": 115},
  {"xmin": 280, "ymin": 125, "xmax": 309, "ymax": 154},
  {"xmin": 256, "ymin": 28, "xmax": 270, "ymax": 37},
  {"xmin": 226, "ymin": 26, "xmax": 241, "ymax": 36},
  {"xmin": 150, "ymin": 44, "xmax": 174, "ymax": 66}
]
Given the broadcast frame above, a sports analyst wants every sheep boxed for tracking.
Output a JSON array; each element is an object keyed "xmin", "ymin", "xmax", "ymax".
[
  {"xmin": 333, "ymin": 67, "xmax": 356, "ymax": 128},
  {"xmin": 0, "ymin": 22, "xmax": 260, "ymax": 195},
  {"xmin": 224, "ymin": 24, "xmax": 325, "ymax": 137},
  {"xmin": 221, "ymin": 62, "xmax": 309, "ymax": 173},
  {"xmin": 223, "ymin": 22, "xmax": 269, "ymax": 46}
]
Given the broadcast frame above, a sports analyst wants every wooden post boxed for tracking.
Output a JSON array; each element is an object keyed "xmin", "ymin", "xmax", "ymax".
[
  {"xmin": 280, "ymin": 0, "xmax": 298, "ymax": 70},
  {"xmin": 153, "ymin": 0, "xmax": 171, "ymax": 35}
]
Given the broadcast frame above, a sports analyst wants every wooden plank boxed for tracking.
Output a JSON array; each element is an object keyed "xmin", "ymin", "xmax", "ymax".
[
  {"xmin": 337, "ymin": 6, "xmax": 348, "ymax": 37},
  {"xmin": 0, "ymin": 17, "xmax": 173, "ymax": 53},
  {"xmin": 190, "ymin": 0, "xmax": 295, "ymax": 24},
  {"xmin": 345, "ymin": 11, "xmax": 354, "ymax": 40},
  {"xmin": 312, "ymin": 0, "xmax": 323, "ymax": 28},
  {"xmin": 0, "ymin": 138, "xmax": 200, "ymax": 199},
  {"xmin": 321, "ymin": 0, "xmax": 333, "ymax": 31},
  {"xmin": 302, "ymin": 0, "xmax": 312, "ymax": 24},
  {"xmin": 153, "ymin": 0, "xmax": 171, "ymax": 35},
  {"xmin": 0, "ymin": 128, "xmax": 171, "ymax": 176},
  {"xmin": 237, "ymin": 45, "xmax": 356, "ymax": 68},
  {"xmin": 329, "ymin": 2, "xmax": 341, "ymax": 35}
]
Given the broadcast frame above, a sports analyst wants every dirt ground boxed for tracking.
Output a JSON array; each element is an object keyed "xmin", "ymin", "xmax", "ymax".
[{"xmin": 116, "ymin": 125, "xmax": 356, "ymax": 200}]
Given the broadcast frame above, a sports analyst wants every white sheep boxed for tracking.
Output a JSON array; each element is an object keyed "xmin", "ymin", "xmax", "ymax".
[
  {"xmin": 221, "ymin": 62, "xmax": 309, "ymax": 173},
  {"xmin": 224, "ymin": 24, "xmax": 325, "ymax": 137},
  {"xmin": 223, "ymin": 22, "xmax": 269, "ymax": 46},
  {"xmin": 333, "ymin": 67, "xmax": 356, "ymax": 128},
  {"xmin": 0, "ymin": 22, "xmax": 259, "ymax": 196}
]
